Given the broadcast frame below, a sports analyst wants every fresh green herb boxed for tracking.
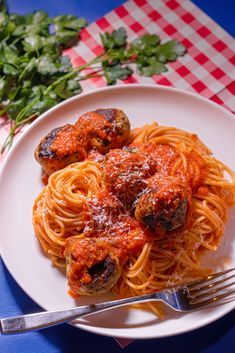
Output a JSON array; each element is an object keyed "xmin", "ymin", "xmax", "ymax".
[
  {"xmin": 137, "ymin": 58, "xmax": 167, "ymax": 77},
  {"xmin": 156, "ymin": 40, "xmax": 186, "ymax": 62},
  {"xmin": 0, "ymin": 0, "xmax": 8, "ymax": 12},
  {"xmin": 129, "ymin": 35, "xmax": 185, "ymax": 76},
  {"xmin": 100, "ymin": 27, "xmax": 127, "ymax": 50},
  {"xmin": 53, "ymin": 15, "xmax": 86, "ymax": 48},
  {"xmin": 0, "ymin": 3, "xmax": 186, "ymax": 154},
  {"xmin": 102, "ymin": 60, "xmax": 133, "ymax": 85}
]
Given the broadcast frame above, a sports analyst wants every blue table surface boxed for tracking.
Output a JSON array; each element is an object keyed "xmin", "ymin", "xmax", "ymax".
[{"xmin": 0, "ymin": 1, "xmax": 234, "ymax": 353}]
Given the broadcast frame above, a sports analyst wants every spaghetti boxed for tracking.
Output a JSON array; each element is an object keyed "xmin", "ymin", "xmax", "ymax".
[{"xmin": 33, "ymin": 121, "xmax": 235, "ymax": 316}]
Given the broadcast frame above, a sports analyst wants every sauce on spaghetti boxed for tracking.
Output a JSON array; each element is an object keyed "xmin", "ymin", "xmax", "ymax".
[
  {"xmin": 64, "ymin": 143, "xmax": 206, "ymax": 295},
  {"xmin": 80, "ymin": 190, "xmax": 151, "ymax": 260},
  {"xmin": 33, "ymin": 115, "xmax": 235, "ymax": 303}
]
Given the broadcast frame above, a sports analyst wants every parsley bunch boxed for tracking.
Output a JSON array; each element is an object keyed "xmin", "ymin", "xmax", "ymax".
[{"xmin": 0, "ymin": 1, "xmax": 186, "ymax": 153}]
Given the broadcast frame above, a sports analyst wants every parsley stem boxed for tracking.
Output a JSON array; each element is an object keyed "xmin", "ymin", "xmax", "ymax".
[
  {"xmin": 44, "ymin": 55, "xmax": 105, "ymax": 95},
  {"xmin": 1, "ymin": 97, "xmax": 39, "ymax": 154},
  {"xmin": 14, "ymin": 98, "xmax": 38, "ymax": 124},
  {"xmin": 81, "ymin": 65, "xmax": 102, "ymax": 70},
  {"xmin": 1, "ymin": 123, "xmax": 17, "ymax": 154},
  {"xmin": 44, "ymin": 69, "xmax": 77, "ymax": 95},
  {"xmin": 76, "ymin": 54, "xmax": 104, "ymax": 72},
  {"xmin": 78, "ymin": 74, "xmax": 103, "ymax": 81},
  {"xmin": 12, "ymin": 36, "xmax": 22, "ymax": 45},
  {"xmin": 1, "ymin": 135, "xmax": 11, "ymax": 154},
  {"xmin": 77, "ymin": 70, "xmax": 104, "ymax": 81},
  {"xmin": 1, "ymin": 113, "xmax": 38, "ymax": 154}
]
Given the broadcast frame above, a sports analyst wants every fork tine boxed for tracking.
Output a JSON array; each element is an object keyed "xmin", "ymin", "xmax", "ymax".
[
  {"xmin": 186, "ymin": 268, "xmax": 235, "ymax": 289},
  {"xmin": 188, "ymin": 281, "xmax": 235, "ymax": 301},
  {"xmin": 188, "ymin": 289, "xmax": 235, "ymax": 309},
  {"xmin": 188, "ymin": 273, "xmax": 235, "ymax": 295}
]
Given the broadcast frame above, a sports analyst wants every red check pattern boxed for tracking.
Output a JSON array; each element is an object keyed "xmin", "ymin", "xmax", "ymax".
[
  {"xmin": 65, "ymin": 0, "xmax": 235, "ymax": 103},
  {"xmin": 1, "ymin": 0, "xmax": 234, "ymax": 154}
]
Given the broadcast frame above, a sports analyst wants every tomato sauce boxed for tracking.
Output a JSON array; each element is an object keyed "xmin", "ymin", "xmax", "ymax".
[
  {"xmin": 65, "ymin": 142, "xmax": 207, "ymax": 291},
  {"xmin": 83, "ymin": 190, "xmax": 151, "ymax": 260},
  {"xmin": 49, "ymin": 111, "xmax": 127, "ymax": 169},
  {"xmin": 50, "ymin": 125, "xmax": 83, "ymax": 157}
]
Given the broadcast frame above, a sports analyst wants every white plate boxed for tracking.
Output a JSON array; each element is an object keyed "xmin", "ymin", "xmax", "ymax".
[{"xmin": 0, "ymin": 84, "xmax": 234, "ymax": 339}]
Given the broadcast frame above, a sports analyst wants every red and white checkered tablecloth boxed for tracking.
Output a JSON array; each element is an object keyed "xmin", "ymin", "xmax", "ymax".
[
  {"xmin": 0, "ymin": 0, "xmax": 234, "ymax": 347},
  {"xmin": 64, "ymin": 0, "xmax": 235, "ymax": 105}
]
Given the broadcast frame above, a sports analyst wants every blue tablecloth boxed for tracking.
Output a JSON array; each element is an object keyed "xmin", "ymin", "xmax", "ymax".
[{"xmin": 0, "ymin": 1, "xmax": 234, "ymax": 352}]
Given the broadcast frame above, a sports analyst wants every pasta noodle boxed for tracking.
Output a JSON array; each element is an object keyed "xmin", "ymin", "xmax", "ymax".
[{"xmin": 33, "ymin": 123, "xmax": 235, "ymax": 316}]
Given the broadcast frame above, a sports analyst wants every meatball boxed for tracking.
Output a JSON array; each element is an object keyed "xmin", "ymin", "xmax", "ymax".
[
  {"xmin": 103, "ymin": 147, "xmax": 157, "ymax": 206},
  {"xmin": 77, "ymin": 255, "xmax": 121, "ymax": 296},
  {"xmin": 65, "ymin": 238, "xmax": 121, "ymax": 296},
  {"xmin": 138, "ymin": 142, "xmax": 180, "ymax": 176},
  {"xmin": 75, "ymin": 108, "xmax": 130, "ymax": 152},
  {"xmin": 34, "ymin": 124, "xmax": 85, "ymax": 175},
  {"xmin": 35, "ymin": 109, "xmax": 131, "ymax": 175},
  {"xmin": 135, "ymin": 174, "xmax": 188, "ymax": 232}
]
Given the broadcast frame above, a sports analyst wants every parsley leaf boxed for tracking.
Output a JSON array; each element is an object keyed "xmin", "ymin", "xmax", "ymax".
[
  {"xmin": 131, "ymin": 34, "xmax": 160, "ymax": 53},
  {"xmin": 3, "ymin": 62, "xmax": 18, "ymax": 76},
  {"xmin": 55, "ymin": 29, "xmax": 79, "ymax": 48},
  {"xmin": 129, "ymin": 35, "xmax": 186, "ymax": 77},
  {"xmin": 101, "ymin": 27, "xmax": 127, "ymax": 50},
  {"xmin": 7, "ymin": 97, "xmax": 26, "ymax": 119},
  {"xmin": 31, "ymin": 11, "xmax": 49, "ymax": 25},
  {"xmin": 0, "ymin": 76, "xmax": 8, "ymax": 100},
  {"xmin": 156, "ymin": 40, "xmax": 186, "ymax": 62},
  {"xmin": 137, "ymin": 58, "xmax": 167, "ymax": 76},
  {"xmin": 102, "ymin": 61, "xmax": 133, "ymax": 85},
  {"xmin": 0, "ymin": 43, "xmax": 18, "ymax": 64},
  {"xmin": 0, "ymin": 12, "xmax": 15, "ymax": 40},
  {"xmin": 53, "ymin": 15, "xmax": 86, "ymax": 48},
  {"xmin": 66, "ymin": 79, "xmax": 82, "ymax": 95},
  {"xmin": 54, "ymin": 15, "xmax": 86, "ymax": 31},
  {"xmin": 37, "ymin": 54, "xmax": 58, "ymax": 75},
  {"xmin": 23, "ymin": 34, "xmax": 43, "ymax": 52},
  {"xmin": 19, "ymin": 57, "xmax": 37, "ymax": 81},
  {"xmin": 30, "ymin": 95, "xmax": 58, "ymax": 115}
]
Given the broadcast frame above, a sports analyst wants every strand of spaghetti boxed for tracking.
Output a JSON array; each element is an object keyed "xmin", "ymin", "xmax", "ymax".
[
  {"xmin": 193, "ymin": 199, "xmax": 224, "ymax": 230},
  {"xmin": 32, "ymin": 161, "xmax": 103, "ymax": 264},
  {"xmin": 126, "ymin": 243, "xmax": 152, "ymax": 273},
  {"xmin": 33, "ymin": 122, "xmax": 235, "ymax": 318},
  {"xmin": 195, "ymin": 193, "xmax": 227, "ymax": 219},
  {"xmin": 131, "ymin": 124, "xmax": 211, "ymax": 154},
  {"xmin": 123, "ymin": 273, "xmax": 154, "ymax": 290}
]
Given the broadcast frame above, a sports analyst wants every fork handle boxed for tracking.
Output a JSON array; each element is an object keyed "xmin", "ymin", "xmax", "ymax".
[{"xmin": 0, "ymin": 292, "xmax": 164, "ymax": 334}]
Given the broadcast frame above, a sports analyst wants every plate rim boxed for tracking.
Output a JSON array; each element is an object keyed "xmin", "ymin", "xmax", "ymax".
[{"xmin": 0, "ymin": 83, "xmax": 234, "ymax": 339}]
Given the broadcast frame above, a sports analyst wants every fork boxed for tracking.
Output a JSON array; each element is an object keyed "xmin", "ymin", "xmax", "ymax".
[{"xmin": 1, "ymin": 268, "xmax": 234, "ymax": 334}]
